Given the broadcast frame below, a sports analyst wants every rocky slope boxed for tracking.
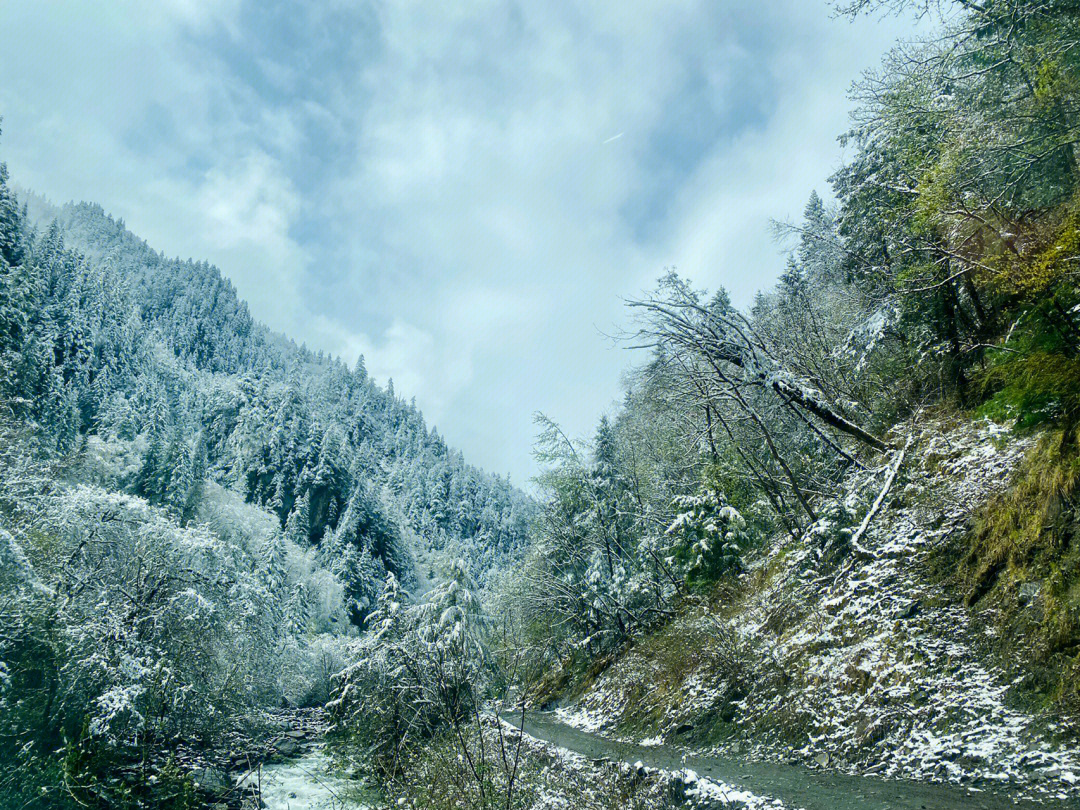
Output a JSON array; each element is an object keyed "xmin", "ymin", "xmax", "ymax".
[{"xmin": 544, "ymin": 419, "xmax": 1080, "ymax": 803}]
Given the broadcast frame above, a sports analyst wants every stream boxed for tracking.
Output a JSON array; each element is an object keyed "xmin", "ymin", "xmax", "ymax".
[
  {"xmin": 234, "ymin": 744, "xmax": 358, "ymax": 810},
  {"xmin": 506, "ymin": 710, "xmax": 1077, "ymax": 810},
  {"xmin": 227, "ymin": 710, "xmax": 1075, "ymax": 809}
]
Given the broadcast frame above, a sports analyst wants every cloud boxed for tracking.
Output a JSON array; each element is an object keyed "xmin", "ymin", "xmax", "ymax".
[
  {"xmin": 312, "ymin": 283, "xmax": 545, "ymax": 434},
  {"xmin": 315, "ymin": 316, "xmax": 445, "ymax": 409},
  {"xmin": 0, "ymin": 0, "xmax": 923, "ymax": 484},
  {"xmin": 191, "ymin": 151, "xmax": 308, "ymax": 324}
]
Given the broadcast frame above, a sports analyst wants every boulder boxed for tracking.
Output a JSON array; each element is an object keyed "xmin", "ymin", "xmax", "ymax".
[
  {"xmin": 273, "ymin": 737, "xmax": 301, "ymax": 757},
  {"xmin": 1019, "ymin": 581, "xmax": 1042, "ymax": 605},
  {"xmin": 192, "ymin": 767, "xmax": 231, "ymax": 795}
]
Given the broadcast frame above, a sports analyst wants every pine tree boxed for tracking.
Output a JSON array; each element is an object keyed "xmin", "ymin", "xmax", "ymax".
[
  {"xmin": 367, "ymin": 571, "xmax": 407, "ymax": 642},
  {"xmin": 285, "ymin": 489, "xmax": 311, "ymax": 546},
  {"xmin": 262, "ymin": 531, "xmax": 291, "ymax": 603},
  {"xmin": 284, "ymin": 581, "xmax": 311, "ymax": 637}
]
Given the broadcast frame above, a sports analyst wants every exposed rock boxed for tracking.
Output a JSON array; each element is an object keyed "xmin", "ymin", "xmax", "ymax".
[
  {"xmin": 272, "ymin": 738, "xmax": 301, "ymax": 757},
  {"xmin": 894, "ymin": 599, "xmax": 919, "ymax": 619},
  {"xmin": 1018, "ymin": 581, "xmax": 1042, "ymax": 605},
  {"xmin": 192, "ymin": 766, "xmax": 231, "ymax": 795}
]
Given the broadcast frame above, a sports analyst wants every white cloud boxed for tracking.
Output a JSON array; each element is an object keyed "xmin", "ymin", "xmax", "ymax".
[
  {"xmin": 0, "ymin": 0, "xmax": 925, "ymax": 483},
  {"xmin": 152, "ymin": 0, "xmax": 242, "ymax": 34},
  {"xmin": 192, "ymin": 151, "xmax": 308, "ymax": 324}
]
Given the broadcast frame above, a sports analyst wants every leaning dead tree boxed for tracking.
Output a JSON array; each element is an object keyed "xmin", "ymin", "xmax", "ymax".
[{"xmin": 629, "ymin": 274, "xmax": 893, "ymax": 525}]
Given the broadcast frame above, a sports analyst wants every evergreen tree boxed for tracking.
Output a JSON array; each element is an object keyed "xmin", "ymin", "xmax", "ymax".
[{"xmin": 285, "ymin": 489, "xmax": 311, "ymax": 546}]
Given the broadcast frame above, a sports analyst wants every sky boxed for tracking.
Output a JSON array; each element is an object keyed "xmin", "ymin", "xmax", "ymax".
[{"xmin": 0, "ymin": 0, "xmax": 923, "ymax": 486}]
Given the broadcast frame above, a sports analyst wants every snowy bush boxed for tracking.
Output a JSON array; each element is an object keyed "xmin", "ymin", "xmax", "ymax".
[{"xmin": 665, "ymin": 489, "xmax": 748, "ymax": 587}]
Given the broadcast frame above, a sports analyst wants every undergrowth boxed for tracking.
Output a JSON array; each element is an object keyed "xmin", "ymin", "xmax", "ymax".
[{"xmin": 384, "ymin": 723, "xmax": 676, "ymax": 810}]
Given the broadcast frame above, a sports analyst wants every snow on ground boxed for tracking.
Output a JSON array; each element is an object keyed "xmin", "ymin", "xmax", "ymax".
[
  {"xmin": 679, "ymin": 768, "xmax": 791, "ymax": 810},
  {"xmin": 551, "ymin": 420, "xmax": 1080, "ymax": 802},
  {"xmin": 554, "ymin": 704, "xmax": 608, "ymax": 733}
]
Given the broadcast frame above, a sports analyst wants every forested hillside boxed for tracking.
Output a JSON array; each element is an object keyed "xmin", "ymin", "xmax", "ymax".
[
  {"xmin": 0, "ymin": 137, "xmax": 530, "ymax": 807},
  {"xmin": 509, "ymin": 0, "xmax": 1080, "ymax": 690},
  {"xmin": 6, "ymin": 189, "xmax": 531, "ymax": 599}
]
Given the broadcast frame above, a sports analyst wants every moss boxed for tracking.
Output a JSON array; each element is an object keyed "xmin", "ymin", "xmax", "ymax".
[
  {"xmin": 992, "ymin": 196, "xmax": 1080, "ymax": 298},
  {"xmin": 951, "ymin": 427, "xmax": 1080, "ymax": 716},
  {"xmin": 979, "ymin": 351, "xmax": 1080, "ymax": 429},
  {"xmin": 964, "ymin": 429, "xmax": 1079, "ymax": 598}
]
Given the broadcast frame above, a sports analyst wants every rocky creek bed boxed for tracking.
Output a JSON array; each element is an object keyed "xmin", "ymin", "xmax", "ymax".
[{"xmin": 175, "ymin": 707, "xmax": 363, "ymax": 809}]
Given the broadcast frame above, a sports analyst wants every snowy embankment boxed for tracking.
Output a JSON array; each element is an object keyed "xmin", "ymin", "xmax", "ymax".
[{"xmin": 549, "ymin": 420, "xmax": 1080, "ymax": 803}]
